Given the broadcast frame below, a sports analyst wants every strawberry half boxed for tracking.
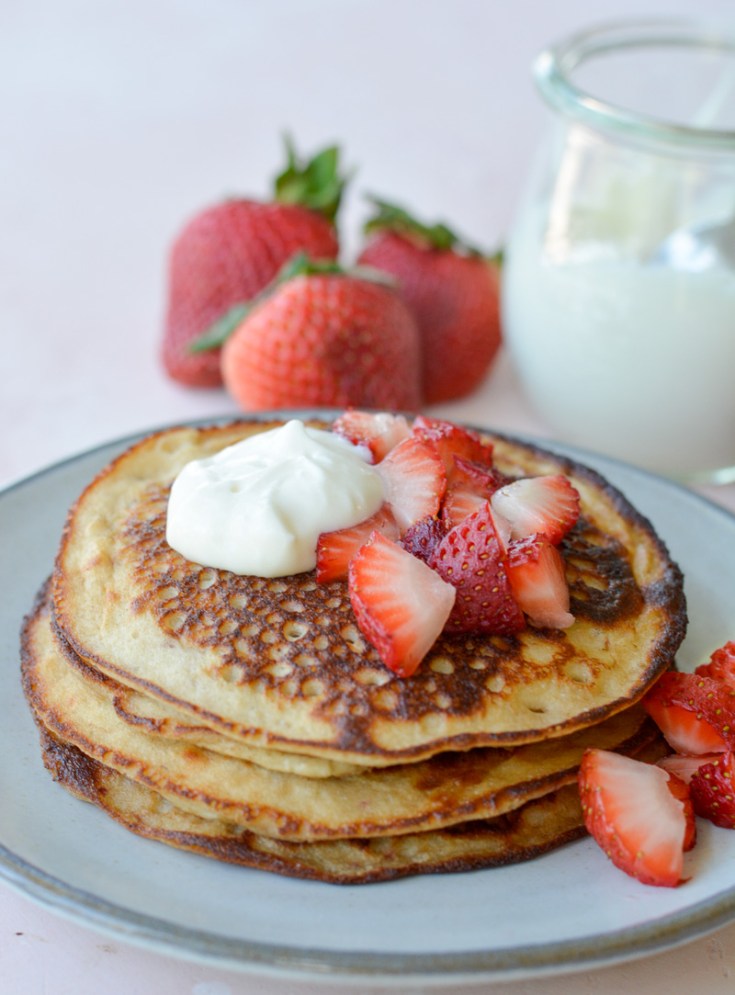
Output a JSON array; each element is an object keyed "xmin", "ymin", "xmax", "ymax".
[
  {"xmin": 348, "ymin": 532, "xmax": 456, "ymax": 677},
  {"xmin": 643, "ymin": 672, "xmax": 735, "ymax": 755},
  {"xmin": 376, "ymin": 435, "xmax": 446, "ymax": 533},
  {"xmin": 491, "ymin": 474, "xmax": 581, "ymax": 544},
  {"xmin": 332, "ymin": 410, "xmax": 411, "ymax": 463},
  {"xmin": 411, "ymin": 416, "xmax": 494, "ymax": 476},
  {"xmin": 689, "ymin": 752, "xmax": 735, "ymax": 829},
  {"xmin": 695, "ymin": 641, "xmax": 735, "ymax": 688},
  {"xmin": 506, "ymin": 535, "xmax": 574, "ymax": 630},
  {"xmin": 579, "ymin": 748, "xmax": 695, "ymax": 887},
  {"xmin": 316, "ymin": 506, "xmax": 399, "ymax": 584},
  {"xmin": 429, "ymin": 503, "xmax": 525, "ymax": 635}
]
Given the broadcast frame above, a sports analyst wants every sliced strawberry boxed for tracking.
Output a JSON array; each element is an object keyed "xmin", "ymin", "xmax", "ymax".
[
  {"xmin": 429, "ymin": 503, "xmax": 525, "ymax": 635},
  {"xmin": 348, "ymin": 531, "xmax": 456, "ymax": 677},
  {"xmin": 440, "ymin": 457, "xmax": 507, "ymax": 530},
  {"xmin": 695, "ymin": 641, "xmax": 735, "ymax": 688},
  {"xmin": 578, "ymin": 748, "xmax": 694, "ymax": 887},
  {"xmin": 490, "ymin": 474, "xmax": 581, "ymax": 544},
  {"xmin": 441, "ymin": 488, "xmax": 489, "ymax": 529},
  {"xmin": 658, "ymin": 752, "xmax": 722, "ymax": 785},
  {"xmin": 665, "ymin": 771, "xmax": 698, "ymax": 851},
  {"xmin": 643, "ymin": 672, "xmax": 735, "ymax": 755},
  {"xmin": 411, "ymin": 416, "xmax": 494, "ymax": 475},
  {"xmin": 689, "ymin": 752, "xmax": 735, "ymax": 829},
  {"xmin": 332, "ymin": 409, "xmax": 411, "ymax": 462},
  {"xmin": 400, "ymin": 515, "xmax": 448, "ymax": 565},
  {"xmin": 506, "ymin": 535, "xmax": 574, "ymax": 630},
  {"xmin": 450, "ymin": 455, "xmax": 508, "ymax": 492},
  {"xmin": 316, "ymin": 505, "xmax": 399, "ymax": 583},
  {"xmin": 376, "ymin": 435, "xmax": 446, "ymax": 533}
]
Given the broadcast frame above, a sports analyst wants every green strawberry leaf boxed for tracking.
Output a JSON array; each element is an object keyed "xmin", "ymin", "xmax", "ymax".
[
  {"xmin": 188, "ymin": 303, "xmax": 251, "ymax": 353},
  {"xmin": 273, "ymin": 135, "xmax": 349, "ymax": 223},
  {"xmin": 363, "ymin": 195, "xmax": 486, "ymax": 257}
]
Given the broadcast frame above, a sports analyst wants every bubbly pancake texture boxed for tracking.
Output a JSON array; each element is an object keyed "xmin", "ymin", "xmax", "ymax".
[{"xmin": 52, "ymin": 418, "xmax": 686, "ymax": 764}]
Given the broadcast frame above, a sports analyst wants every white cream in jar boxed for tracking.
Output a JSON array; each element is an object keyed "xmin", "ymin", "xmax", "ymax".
[{"xmin": 503, "ymin": 218, "xmax": 735, "ymax": 478}]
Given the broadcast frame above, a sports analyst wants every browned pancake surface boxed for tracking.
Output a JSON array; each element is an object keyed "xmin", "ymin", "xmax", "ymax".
[{"xmin": 52, "ymin": 419, "xmax": 686, "ymax": 762}]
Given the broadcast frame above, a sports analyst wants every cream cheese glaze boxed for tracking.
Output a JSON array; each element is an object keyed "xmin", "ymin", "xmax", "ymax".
[{"xmin": 165, "ymin": 420, "xmax": 384, "ymax": 577}]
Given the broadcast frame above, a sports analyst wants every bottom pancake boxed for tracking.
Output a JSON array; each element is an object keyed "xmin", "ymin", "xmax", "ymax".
[
  {"xmin": 39, "ymin": 727, "xmax": 590, "ymax": 884},
  {"xmin": 38, "ymin": 730, "xmax": 670, "ymax": 884}
]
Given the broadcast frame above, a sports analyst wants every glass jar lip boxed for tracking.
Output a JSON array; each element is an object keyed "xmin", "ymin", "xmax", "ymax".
[{"xmin": 534, "ymin": 18, "xmax": 735, "ymax": 152}]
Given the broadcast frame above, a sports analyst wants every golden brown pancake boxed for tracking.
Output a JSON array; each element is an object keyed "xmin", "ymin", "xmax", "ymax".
[
  {"xmin": 51, "ymin": 418, "xmax": 686, "ymax": 764},
  {"xmin": 52, "ymin": 603, "xmax": 361, "ymax": 778},
  {"xmin": 25, "ymin": 587, "xmax": 660, "ymax": 842},
  {"xmin": 36, "ymin": 729, "xmax": 669, "ymax": 885}
]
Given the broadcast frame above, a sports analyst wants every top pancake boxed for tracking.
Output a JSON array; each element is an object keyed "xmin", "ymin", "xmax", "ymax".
[{"xmin": 52, "ymin": 417, "xmax": 686, "ymax": 764}]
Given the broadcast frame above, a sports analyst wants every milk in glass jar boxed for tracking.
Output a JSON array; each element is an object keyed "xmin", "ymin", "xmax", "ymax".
[{"xmin": 502, "ymin": 21, "xmax": 735, "ymax": 483}]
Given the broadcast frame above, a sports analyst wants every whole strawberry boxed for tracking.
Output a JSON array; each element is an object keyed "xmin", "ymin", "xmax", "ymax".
[
  {"xmin": 162, "ymin": 139, "xmax": 345, "ymax": 387},
  {"xmin": 219, "ymin": 257, "xmax": 421, "ymax": 411},
  {"xmin": 357, "ymin": 198, "xmax": 502, "ymax": 404}
]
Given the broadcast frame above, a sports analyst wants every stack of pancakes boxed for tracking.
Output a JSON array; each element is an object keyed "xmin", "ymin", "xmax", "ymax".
[{"xmin": 21, "ymin": 418, "xmax": 686, "ymax": 883}]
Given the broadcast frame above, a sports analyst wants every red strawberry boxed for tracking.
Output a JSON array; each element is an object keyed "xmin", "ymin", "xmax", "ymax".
[
  {"xmin": 441, "ymin": 488, "xmax": 489, "ymax": 530},
  {"xmin": 449, "ymin": 455, "xmax": 507, "ymax": 491},
  {"xmin": 666, "ymin": 772, "xmax": 698, "ymax": 851},
  {"xmin": 316, "ymin": 506, "xmax": 399, "ymax": 583},
  {"xmin": 220, "ymin": 268, "xmax": 422, "ymax": 411},
  {"xmin": 411, "ymin": 416, "xmax": 495, "ymax": 475},
  {"xmin": 429, "ymin": 503, "xmax": 525, "ymax": 635},
  {"xmin": 643, "ymin": 672, "xmax": 735, "ymax": 755},
  {"xmin": 348, "ymin": 531, "xmax": 456, "ymax": 677},
  {"xmin": 490, "ymin": 475, "xmax": 581, "ymax": 544},
  {"xmin": 358, "ymin": 201, "xmax": 502, "ymax": 404},
  {"xmin": 578, "ymin": 748, "xmax": 694, "ymax": 887},
  {"xmin": 440, "ymin": 455, "xmax": 508, "ymax": 529},
  {"xmin": 376, "ymin": 435, "xmax": 446, "ymax": 533},
  {"xmin": 689, "ymin": 752, "xmax": 735, "ymax": 829},
  {"xmin": 162, "ymin": 140, "xmax": 344, "ymax": 386},
  {"xmin": 658, "ymin": 752, "xmax": 722, "ymax": 785},
  {"xmin": 506, "ymin": 535, "xmax": 574, "ymax": 630},
  {"xmin": 332, "ymin": 409, "xmax": 411, "ymax": 462},
  {"xmin": 695, "ymin": 641, "xmax": 735, "ymax": 688},
  {"xmin": 400, "ymin": 515, "xmax": 448, "ymax": 564}
]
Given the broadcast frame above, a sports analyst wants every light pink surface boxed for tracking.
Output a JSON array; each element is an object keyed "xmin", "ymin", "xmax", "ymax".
[{"xmin": 3, "ymin": 2, "xmax": 735, "ymax": 991}]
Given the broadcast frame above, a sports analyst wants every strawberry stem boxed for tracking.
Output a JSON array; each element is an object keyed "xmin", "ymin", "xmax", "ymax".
[
  {"xmin": 273, "ymin": 135, "xmax": 349, "ymax": 223},
  {"xmin": 188, "ymin": 303, "xmax": 250, "ymax": 353},
  {"xmin": 363, "ymin": 196, "xmax": 489, "ymax": 257}
]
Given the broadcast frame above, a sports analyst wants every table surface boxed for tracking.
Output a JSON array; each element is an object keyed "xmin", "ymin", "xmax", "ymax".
[{"xmin": 3, "ymin": 2, "xmax": 735, "ymax": 992}]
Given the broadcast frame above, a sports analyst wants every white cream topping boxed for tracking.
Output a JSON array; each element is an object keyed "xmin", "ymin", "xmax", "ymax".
[{"xmin": 165, "ymin": 420, "xmax": 384, "ymax": 577}]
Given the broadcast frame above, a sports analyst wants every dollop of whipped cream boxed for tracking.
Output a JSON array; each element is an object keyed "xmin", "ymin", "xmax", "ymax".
[{"xmin": 166, "ymin": 420, "xmax": 384, "ymax": 577}]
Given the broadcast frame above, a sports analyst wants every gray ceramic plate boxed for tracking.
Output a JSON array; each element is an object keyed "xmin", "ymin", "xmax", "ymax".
[{"xmin": 2, "ymin": 417, "xmax": 735, "ymax": 985}]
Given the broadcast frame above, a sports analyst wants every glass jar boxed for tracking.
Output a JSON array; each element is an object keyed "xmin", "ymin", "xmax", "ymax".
[{"xmin": 502, "ymin": 20, "xmax": 735, "ymax": 483}]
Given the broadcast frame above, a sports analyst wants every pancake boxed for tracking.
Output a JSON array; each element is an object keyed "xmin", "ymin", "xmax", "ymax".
[
  {"xmin": 51, "ymin": 417, "xmax": 686, "ymax": 765},
  {"xmin": 25, "ymin": 587, "xmax": 659, "ymax": 842},
  {"xmin": 36, "ymin": 729, "xmax": 669, "ymax": 885},
  {"xmin": 51, "ymin": 599, "xmax": 360, "ymax": 779}
]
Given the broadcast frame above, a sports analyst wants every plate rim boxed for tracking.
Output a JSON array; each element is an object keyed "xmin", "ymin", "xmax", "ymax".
[{"xmin": 4, "ymin": 411, "xmax": 735, "ymax": 984}]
